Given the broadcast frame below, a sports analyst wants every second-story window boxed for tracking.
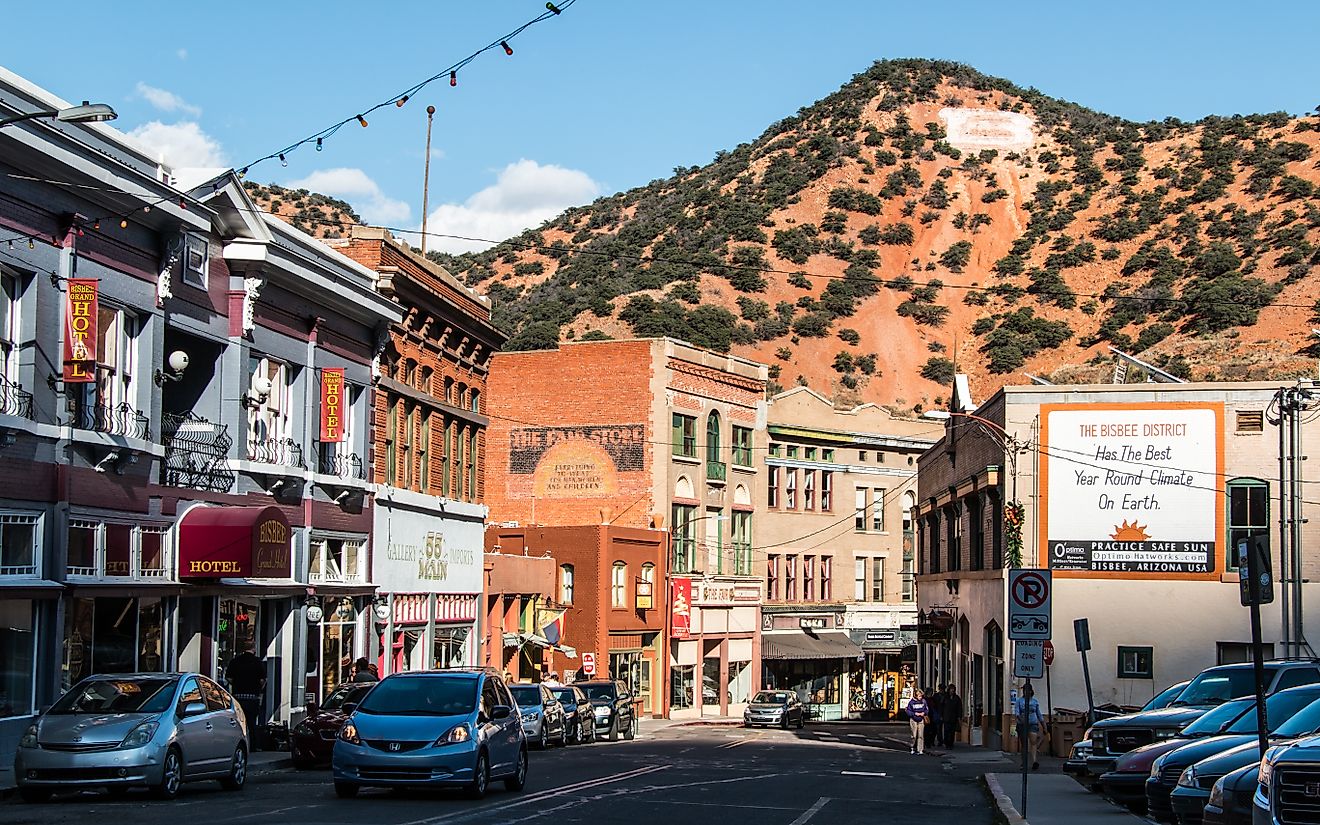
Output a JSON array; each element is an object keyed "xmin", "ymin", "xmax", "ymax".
[
  {"xmin": 0, "ymin": 271, "xmax": 20, "ymax": 383},
  {"xmin": 820, "ymin": 556, "xmax": 833, "ymax": 601},
  {"xmin": 803, "ymin": 469, "xmax": 816, "ymax": 510},
  {"xmin": 0, "ymin": 512, "xmax": 40, "ymax": 577},
  {"xmin": 672, "ymin": 413, "xmax": 696, "ymax": 458},
  {"xmin": 871, "ymin": 557, "xmax": 885, "ymax": 601},
  {"xmin": 671, "ymin": 503, "xmax": 696, "ymax": 573},
  {"xmin": 310, "ymin": 537, "xmax": 364, "ymax": 583},
  {"xmin": 402, "ymin": 404, "xmax": 415, "ymax": 489},
  {"xmin": 872, "ymin": 488, "xmax": 885, "ymax": 532},
  {"xmin": 732, "ymin": 511, "xmax": 751, "ymax": 576},
  {"xmin": 821, "ymin": 470, "xmax": 833, "ymax": 511},
  {"xmin": 560, "ymin": 564, "xmax": 574, "ymax": 604},
  {"xmin": 248, "ymin": 354, "xmax": 290, "ymax": 447},
  {"xmin": 385, "ymin": 397, "xmax": 398, "ymax": 485},
  {"xmin": 441, "ymin": 418, "xmax": 452, "ymax": 497},
  {"xmin": 785, "ymin": 555, "xmax": 798, "ymax": 601},
  {"xmin": 641, "ymin": 562, "xmax": 655, "ymax": 602},
  {"xmin": 611, "ymin": 562, "xmax": 627, "ymax": 608},
  {"xmin": 767, "ymin": 554, "xmax": 779, "ymax": 601},
  {"xmin": 85, "ymin": 305, "xmax": 139, "ymax": 413},
  {"xmin": 732, "ymin": 425, "xmax": 752, "ymax": 466},
  {"xmin": 767, "ymin": 466, "xmax": 779, "ymax": 508},
  {"xmin": 183, "ymin": 234, "xmax": 208, "ymax": 289},
  {"xmin": 419, "ymin": 412, "xmax": 431, "ymax": 493},
  {"xmin": 854, "ymin": 558, "xmax": 866, "ymax": 601},
  {"xmin": 706, "ymin": 411, "xmax": 721, "ymax": 463},
  {"xmin": 785, "ymin": 469, "xmax": 797, "ymax": 509},
  {"xmin": 854, "ymin": 488, "xmax": 867, "ymax": 531},
  {"xmin": 804, "ymin": 555, "xmax": 815, "ymax": 601},
  {"xmin": 467, "ymin": 429, "xmax": 479, "ymax": 502}
]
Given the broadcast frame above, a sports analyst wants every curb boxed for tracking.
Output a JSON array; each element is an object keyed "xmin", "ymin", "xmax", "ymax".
[
  {"xmin": 984, "ymin": 772, "xmax": 1030, "ymax": 825},
  {"xmin": 251, "ymin": 757, "xmax": 295, "ymax": 775}
]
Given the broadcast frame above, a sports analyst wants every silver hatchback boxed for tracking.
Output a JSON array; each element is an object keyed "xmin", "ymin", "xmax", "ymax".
[{"xmin": 14, "ymin": 673, "xmax": 249, "ymax": 802}]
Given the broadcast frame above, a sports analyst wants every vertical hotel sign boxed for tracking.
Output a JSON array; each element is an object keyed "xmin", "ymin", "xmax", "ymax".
[
  {"xmin": 320, "ymin": 368, "xmax": 345, "ymax": 442},
  {"xmin": 1040, "ymin": 402, "xmax": 1223, "ymax": 579},
  {"xmin": 670, "ymin": 578, "xmax": 692, "ymax": 639},
  {"xmin": 63, "ymin": 279, "xmax": 98, "ymax": 382}
]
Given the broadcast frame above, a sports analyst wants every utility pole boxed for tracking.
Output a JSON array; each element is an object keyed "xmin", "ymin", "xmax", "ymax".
[
  {"xmin": 1272, "ymin": 382, "xmax": 1319, "ymax": 657},
  {"xmin": 420, "ymin": 105, "xmax": 435, "ymax": 255}
]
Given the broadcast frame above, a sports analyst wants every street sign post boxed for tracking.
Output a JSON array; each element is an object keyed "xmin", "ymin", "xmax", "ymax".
[
  {"xmin": 1240, "ymin": 536, "xmax": 1273, "ymax": 761},
  {"xmin": 1074, "ymin": 617, "xmax": 1096, "ymax": 727},
  {"xmin": 582, "ymin": 652, "xmax": 596, "ymax": 677},
  {"xmin": 1008, "ymin": 569, "xmax": 1052, "ymax": 641},
  {"xmin": 1013, "ymin": 641, "xmax": 1045, "ymax": 678}
]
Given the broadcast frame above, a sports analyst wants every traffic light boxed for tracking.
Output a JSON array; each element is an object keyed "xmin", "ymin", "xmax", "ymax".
[{"xmin": 1238, "ymin": 535, "xmax": 1274, "ymax": 606}]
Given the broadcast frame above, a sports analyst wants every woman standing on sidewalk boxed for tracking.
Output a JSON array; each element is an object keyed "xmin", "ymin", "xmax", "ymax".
[{"xmin": 906, "ymin": 688, "xmax": 930, "ymax": 754}]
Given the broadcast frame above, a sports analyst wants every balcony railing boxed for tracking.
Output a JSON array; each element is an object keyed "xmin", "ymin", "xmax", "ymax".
[
  {"xmin": 0, "ymin": 374, "xmax": 34, "ymax": 420},
  {"xmin": 706, "ymin": 460, "xmax": 727, "ymax": 482},
  {"xmin": 162, "ymin": 412, "xmax": 236, "ymax": 493},
  {"xmin": 317, "ymin": 444, "xmax": 365, "ymax": 479},
  {"xmin": 247, "ymin": 435, "xmax": 306, "ymax": 469},
  {"xmin": 70, "ymin": 401, "xmax": 150, "ymax": 439}
]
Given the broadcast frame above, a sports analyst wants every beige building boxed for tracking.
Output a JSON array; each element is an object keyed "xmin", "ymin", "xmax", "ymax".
[
  {"xmin": 760, "ymin": 388, "xmax": 937, "ymax": 720},
  {"xmin": 916, "ymin": 379, "xmax": 1320, "ymax": 750}
]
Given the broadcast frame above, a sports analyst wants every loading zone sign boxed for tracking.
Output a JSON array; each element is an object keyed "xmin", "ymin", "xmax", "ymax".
[
  {"xmin": 1008, "ymin": 569, "xmax": 1052, "ymax": 641},
  {"xmin": 1014, "ymin": 641, "xmax": 1046, "ymax": 679}
]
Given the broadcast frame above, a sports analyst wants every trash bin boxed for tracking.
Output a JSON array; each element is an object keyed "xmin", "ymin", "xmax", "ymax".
[{"xmin": 1050, "ymin": 708, "xmax": 1087, "ymax": 758}]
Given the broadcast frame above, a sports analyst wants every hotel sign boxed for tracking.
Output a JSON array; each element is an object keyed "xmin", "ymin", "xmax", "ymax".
[
  {"xmin": 320, "ymin": 368, "xmax": 345, "ymax": 442},
  {"xmin": 63, "ymin": 279, "xmax": 98, "ymax": 382}
]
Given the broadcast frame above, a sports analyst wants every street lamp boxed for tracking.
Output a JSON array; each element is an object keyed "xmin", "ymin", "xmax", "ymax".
[{"xmin": 0, "ymin": 101, "xmax": 118, "ymax": 129}]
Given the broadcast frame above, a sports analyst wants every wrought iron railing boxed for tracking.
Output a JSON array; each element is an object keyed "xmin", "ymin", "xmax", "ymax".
[
  {"xmin": 247, "ymin": 435, "xmax": 306, "ymax": 469},
  {"xmin": 162, "ymin": 412, "xmax": 236, "ymax": 493},
  {"xmin": 70, "ymin": 400, "xmax": 151, "ymax": 439},
  {"xmin": 316, "ymin": 444, "xmax": 365, "ymax": 479},
  {"xmin": 0, "ymin": 374, "xmax": 34, "ymax": 420}
]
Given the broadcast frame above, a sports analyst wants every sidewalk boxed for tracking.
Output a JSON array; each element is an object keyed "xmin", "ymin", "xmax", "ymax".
[{"xmin": 985, "ymin": 766, "xmax": 1145, "ymax": 825}]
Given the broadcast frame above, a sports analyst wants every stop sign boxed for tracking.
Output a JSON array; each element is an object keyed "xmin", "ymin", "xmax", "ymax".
[
  {"xmin": 1043, "ymin": 640, "xmax": 1055, "ymax": 666},
  {"xmin": 582, "ymin": 652, "xmax": 596, "ymax": 676}
]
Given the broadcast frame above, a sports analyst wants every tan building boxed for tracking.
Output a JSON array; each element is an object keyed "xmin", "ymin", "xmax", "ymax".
[
  {"xmin": 760, "ymin": 388, "xmax": 937, "ymax": 720},
  {"xmin": 485, "ymin": 338, "xmax": 768, "ymax": 718},
  {"xmin": 916, "ymin": 379, "xmax": 1320, "ymax": 750}
]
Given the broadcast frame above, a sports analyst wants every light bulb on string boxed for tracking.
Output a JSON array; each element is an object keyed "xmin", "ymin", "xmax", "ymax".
[
  {"xmin": 357, "ymin": 115, "xmax": 369, "ymax": 128},
  {"xmin": 279, "ymin": 154, "xmax": 288, "ymax": 167},
  {"xmin": 143, "ymin": 205, "xmax": 151, "ymax": 213},
  {"xmin": 546, "ymin": 2, "xmax": 561, "ymax": 13},
  {"xmin": 179, "ymin": 198, "xmax": 187, "ymax": 210},
  {"xmin": 28, "ymin": 239, "xmax": 34, "ymax": 249},
  {"xmin": 316, "ymin": 138, "xmax": 323, "ymax": 151},
  {"xmin": 396, "ymin": 95, "xmax": 409, "ymax": 108},
  {"xmin": 238, "ymin": 167, "xmax": 248, "ymax": 178},
  {"xmin": 93, "ymin": 221, "xmax": 101, "ymax": 230},
  {"xmin": 501, "ymin": 41, "xmax": 513, "ymax": 55},
  {"xmin": 450, "ymin": 71, "xmax": 457, "ymax": 87},
  {"xmin": 120, "ymin": 219, "xmax": 128, "ymax": 229}
]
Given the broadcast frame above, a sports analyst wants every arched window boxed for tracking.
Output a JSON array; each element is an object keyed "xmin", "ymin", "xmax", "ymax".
[
  {"xmin": 706, "ymin": 411, "xmax": 721, "ymax": 463},
  {"xmin": 641, "ymin": 562, "xmax": 655, "ymax": 605},
  {"xmin": 611, "ymin": 562, "xmax": 628, "ymax": 608},
  {"xmin": 443, "ymin": 377, "xmax": 455, "ymax": 404},
  {"xmin": 470, "ymin": 389, "xmax": 480, "ymax": 413},
  {"xmin": 560, "ymin": 564, "xmax": 575, "ymax": 605}
]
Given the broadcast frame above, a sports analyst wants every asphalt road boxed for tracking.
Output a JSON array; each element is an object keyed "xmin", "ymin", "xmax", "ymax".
[{"xmin": 3, "ymin": 722, "xmax": 996, "ymax": 825}]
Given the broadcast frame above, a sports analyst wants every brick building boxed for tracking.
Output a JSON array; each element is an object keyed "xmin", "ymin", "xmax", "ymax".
[
  {"xmin": 760, "ymin": 387, "xmax": 935, "ymax": 720},
  {"xmin": 484, "ymin": 524, "xmax": 668, "ymax": 717},
  {"xmin": 485, "ymin": 338, "xmax": 768, "ymax": 718},
  {"xmin": 480, "ymin": 545, "xmax": 556, "ymax": 682},
  {"xmin": 327, "ymin": 226, "xmax": 505, "ymax": 673}
]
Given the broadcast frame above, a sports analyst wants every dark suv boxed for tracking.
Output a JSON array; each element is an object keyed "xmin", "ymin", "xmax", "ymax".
[
  {"xmin": 576, "ymin": 680, "xmax": 636, "ymax": 741},
  {"xmin": 1086, "ymin": 660, "xmax": 1320, "ymax": 783}
]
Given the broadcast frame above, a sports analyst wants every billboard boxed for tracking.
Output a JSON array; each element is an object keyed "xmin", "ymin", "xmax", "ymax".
[{"xmin": 1039, "ymin": 402, "xmax": 1223, "ymax": 579}]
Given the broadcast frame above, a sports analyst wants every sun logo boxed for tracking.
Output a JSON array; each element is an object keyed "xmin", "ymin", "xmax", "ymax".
[{"xmin": 1111, "ymin": 520, "xmax": 1151, "ymax": 541}]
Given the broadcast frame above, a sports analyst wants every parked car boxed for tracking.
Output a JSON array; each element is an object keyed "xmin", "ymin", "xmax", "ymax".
[
  {"xmin": 1100, "ymin": 697, "xmax": 1257, "ymax": 810},
  {"xmin": 1086, "ymin": 661, "xmax": 1320, "ymax": 782},
  {"xmin": 14, "ymin": 673, "xmax": 249, "ymax": 802},
  {"xmin": 551, "ymin": 686, "xmax": 596, "ymax": 745},
  {"xmin": 1202, "ymin": 764, "xmax": 1257, "ymax": 825},
  {"xmin": 1147, "ymin": 684, "xmax": 1320, "ymax": 823},
  {"xmin": 1069, "ymin": 681, "xmax": 1190, "ymax": 791},
  {"xmin": 576, "ymin": 680, "xmax": 636, "ymax": 741},
  {"xmin": 509, "ymin": 683, "xmax": 567, "ymax": 749},
  {"xmin": 1168, "ymin": 695, "xmax": 1320, "ymax": 825},
  {"xmin": 331, "ymin": 669, "xmax": 527, "ymax": 799},
  {"xmin": 744, "ymin": 690, "xmax": 806, "ymax": 729},
  {"xmin": 290, "ymin": 682, "xmax": 374, "ymax": 768},
  {"xmin": 1253, "ymin": 732, "xmax": 1320, "ymax": 825},
  {"xmin": 1146, "ymin": 681, "xmax": 1195, "ymax": 711}
]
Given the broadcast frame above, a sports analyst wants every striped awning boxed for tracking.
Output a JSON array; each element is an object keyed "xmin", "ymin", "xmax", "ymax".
[{"xmin": 761, "ymin": 630, "xmax": 866, "ymax": 661}]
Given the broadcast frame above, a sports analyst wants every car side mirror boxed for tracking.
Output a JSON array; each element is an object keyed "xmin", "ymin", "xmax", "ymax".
[
  {"xmin": 492, "ymin": 705, "xmax": 512, "ymax": 720},
  {"xmin": 342, "ymin": 702, "xmax": 358, "ymax": 715},
  {"xmin": 181, "ymin": 701, "xmax": 207, "ymax": 717}
]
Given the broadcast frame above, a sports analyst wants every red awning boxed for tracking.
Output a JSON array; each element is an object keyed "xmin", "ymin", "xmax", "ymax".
[{"xmin": 178, "ymin": 505, "xmax": 292, "ymax": 579}]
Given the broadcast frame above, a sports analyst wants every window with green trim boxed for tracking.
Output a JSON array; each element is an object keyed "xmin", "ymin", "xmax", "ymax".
[
  {"xmin": 732, "ymin": 426, "xmax": 753, "ymax": 466},
  {"xmin": 805, "ymin": 447, "xmax": 817, "ymax": 460},
  {"xmin": 672, "ymin": 413, "xmax": 696, "ymax": 457},
  {"xmin": 822, "ymin": 448, "xmax": 835, "ymax": 462},
  {"xmin": 1227, "ymin": 478, "xmax": 1269, "ymax": 572},
  {"xmin": 706, "ymin": 412, "xmax": 721, "ymax": 463}
]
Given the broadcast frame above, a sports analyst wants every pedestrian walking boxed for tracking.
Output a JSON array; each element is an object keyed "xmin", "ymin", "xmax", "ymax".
[
  {"xmin": 927, "ymin": 683, "xmax": 945, "ymax": 748},
  {"xmin": 942, "ymin": 684, "xmax": 964, "ymax": 747},
  {"xmin": 906, "ymin": 689, "xmax": 930, "ymax": 754},
  {"xmin": 225, "ymin": 647, "xmax": 265, "ymax": 749},
  {"xmin": 1013, "ymin": 683, "xmax": 1046, "ymax": 770},
  {"xmin": 351, "ymin": 657, "xmax": 379, "ymax": 683}
]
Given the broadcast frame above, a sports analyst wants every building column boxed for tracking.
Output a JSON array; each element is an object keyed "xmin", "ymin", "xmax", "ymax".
[{"xmin": 719, "ymin": 637, "xmax": 729, "ymax": 716}]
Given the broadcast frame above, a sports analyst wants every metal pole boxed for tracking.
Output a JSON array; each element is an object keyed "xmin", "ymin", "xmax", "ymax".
[
  {"xmin": 1280, "ymin": 388, "xmax": 1292, "ymax": 657},
  {"xmin": 420, "ymin": 105, "xmax": 435, "ymax": 255},
  {"xmin": 1080, "ymin": 646, "xmax": 1095, "ymax": 728},
  {"xmin": 1020, "ymin": 677, "xmax": 1031, "ymax": 818},
  {"xmin": 1250, "ymin": 584, "xmax": 1270, "ymax": 761},
  {"xmin": 1291, "ymin": 390, "xmax": 1307, "ymax": 654}
]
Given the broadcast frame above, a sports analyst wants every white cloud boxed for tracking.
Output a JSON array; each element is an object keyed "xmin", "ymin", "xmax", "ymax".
[
  {"xmin": 127, "ymin": 120, "xmax": 227, "ymax": 168},
  {"xmin": 286, "ymin": 167, "xmax": 412, "ymax": 226},
  {"xmin": 424, "ymin": 159, "xmax": 601, "ymax": 254},
  {"xmin": 135, "ymin": 82, "xmax": 201, "ymax": 117},
  {"xmin": 176, "ymin": 48, "xmax": 188, "ymax": 60}
]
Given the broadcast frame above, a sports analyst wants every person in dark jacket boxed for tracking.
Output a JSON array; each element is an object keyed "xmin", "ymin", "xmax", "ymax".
[
  {"xmin": 225, "ymin": 649, "xmax": 265, "ymax": 749},
  {"xmin": 906, "ymin": 689, "xmax": 930, "ymax": 754},
  {"xmin": 941, "ymin": 684, "xmax": 964, "ymax": 747},
  {"xmin": 926, "ymin": 684, "xmax": 945, "ymax": 747},
  {"xmin": 351, "ymin": 657, "xmax": 379, "ymax": 683}
]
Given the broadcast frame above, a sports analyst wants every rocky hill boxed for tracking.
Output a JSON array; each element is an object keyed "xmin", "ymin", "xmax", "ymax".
[{"xmin": 243, "ymin": 181, "xmax": 362, "ymax": 239}]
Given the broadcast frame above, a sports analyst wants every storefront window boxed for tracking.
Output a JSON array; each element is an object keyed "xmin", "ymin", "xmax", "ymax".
[
  {"xmin": 728, "ymin": 660, "xmax": 751, "ymax": 706},
  {"xmin": 670, "ymin": 664, "xmax": 695, "ymax": 710},
  {"xmin": 702, "ymin": 657, "xmax": 721, "ymax": 708},
  {"xmin": 0, "ymin": 513, "xmax": 39, "ymax": 577},
  {"xmin": 610, "ymin": 651, "xmax": 641, "ymax": 697},
  {"xmin": 764, "ymin": 660, "xmax": 841, "ymax": 708},
  {"xmin": 0, "ymin": 599, "xmax": 34, "ymax": 718},
  {"xmin": 62, "ymin": 596, "xmax": 167, "ymax": 686},
  {"xmin": 435, "ymin": 627, "xmax": 468, "ymax": 668},
  {"xmin": 321, "ymin": 598, "xmax": 357, "ymax": 696},
  {"xmin": 217, "ymin": 598, "xmax": 259, "ymax": 679}
]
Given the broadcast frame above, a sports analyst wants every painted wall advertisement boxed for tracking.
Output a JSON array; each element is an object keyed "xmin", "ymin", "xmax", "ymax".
[
  {"xmin": 509, "ymin": 424, "xmax": 645, "ymax": 499},
  {"xmin": 1040, "ymin": 402, "xmax": 1223, "ymax": 577}
]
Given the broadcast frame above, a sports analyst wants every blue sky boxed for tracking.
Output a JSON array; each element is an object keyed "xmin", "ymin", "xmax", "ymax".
[{"xmin": 5, "ymin": 1, "xmax": 1318, "ymax": 252}]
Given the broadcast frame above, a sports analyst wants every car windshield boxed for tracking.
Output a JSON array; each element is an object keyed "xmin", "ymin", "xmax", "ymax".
[
  {"xmin": 1227, "ymin": 690, "xmax": 1320, "ymax": 734},
  {"xmin": 356, "ymin": 676, "xmax": 476, "ymax": 716},
  {"xmin": 49, "ymin": 677, "xmax": 178, "ymax": 715},
  {"xmin": 552, "ymin": 689, "xmax": 578, "ymax": 705},
  {"xmin": 1143, "ymin": 682, "xmax": 1190, "ymax": 711},
  {"xmin": 1182, "ymin": 698, "xmax": 1255, "ymax": 735},
  {"xmin": 322, "ymin": 684, "xmax": 373, "ymax": 712},
  {"xmin": 1273, "ymin": 698, "xmax": 1320, "ymax": 738},
  {"xmin": 580, "ymin": 684, "xmax": 617, "ymax": 702},
  {"xmin": 1174, "ymin": 670, "xmax": 1262, "ymax": 706},
  {"xmin": 509, "ymin": 686, "xmax": 544, "ymax": 708},
  {"xmin": 752, "ymin": 691, "xmax": 792, "ymax": 704}
]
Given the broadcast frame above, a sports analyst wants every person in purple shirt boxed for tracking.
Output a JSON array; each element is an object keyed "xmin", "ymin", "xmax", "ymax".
[{"xmin": 906, "ymin": 688, "xmax": 930, "ymax": 754}]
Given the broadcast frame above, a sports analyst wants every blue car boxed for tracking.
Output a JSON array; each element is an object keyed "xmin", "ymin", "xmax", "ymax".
[{"xmin": 331, "ymin": 669, "xmax": 527, "ymax": 799}]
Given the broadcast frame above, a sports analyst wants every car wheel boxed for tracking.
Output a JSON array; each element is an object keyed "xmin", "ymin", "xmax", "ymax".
[
  {"xmin": 797, "ymin": 713, "xmax": 805, "ymax": 729},
  {"xmin": 587, "ymin": 724, "xmax": 596, "ymax": 744},
  {"xmin": 19, "ymin": 788, "xmax": 52, "ymax": 803},
  {"xmin": 220, "ymin": 745, "xmax": 247, "ymax": 791},
  {"xmin": 538, "ymin": 725, "xmax": 549, "ymax": 749},
  {"xmin": 781, "ymin": 715, "xmax": 789, "ymax": 730},
  {"xmin": 466, "ymin": 751, "xmax": 490, "ymax": 800},
  {"xmin": 608, "ymin": 718, "xmax": 619, "ymax": 742},
  {"xmin": 623, "ymin": 716, "xmax": 635, "ymax": 741},
  {"xmin": 151, "ymin": 747, "xmax": 184, "ymax": 800},
  {"xmin": 556, "ymin": 724, "xmax": 567, "ymax": 746},
  {"xmin": 504, "ymin": 748, "xmax": 528, "ymax": 792},
  {"xmin": 334, "ymin": 781, "xmax": 359, "ymax": 799}
]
